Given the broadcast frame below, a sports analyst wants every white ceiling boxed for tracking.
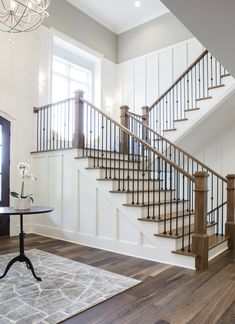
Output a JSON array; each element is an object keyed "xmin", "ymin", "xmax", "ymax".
[{"xmin": 66, "ymin": 0, "xmax": 169, "ymax": 34}]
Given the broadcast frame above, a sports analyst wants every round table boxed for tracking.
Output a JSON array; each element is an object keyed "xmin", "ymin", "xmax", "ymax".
[{"xmin": 0, "ymin": 206, "xmax": 53, "ymax": 281}]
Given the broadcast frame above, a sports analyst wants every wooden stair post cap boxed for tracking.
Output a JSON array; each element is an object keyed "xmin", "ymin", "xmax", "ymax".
[
  {"xmin": 141, "ymin": 105, "xmax": 149, "ymax": 111},
  {"xmin": 226, "ymin": 174, "xmax": 235, "ymax": 193},
  {"xmin": 194, "ymin": 171, "xmax": 209, "ymax": 177},
  {"xmin": 120, "ymin": 105, "xmax": 129, "ymax": 110},
  {"xmin": 194, "ymin": 171, "xmax": 209, "ymax": 191},
  {"xmin": 226, "ymin": 174, "xmax": 235, "ymax": 179},
  {"xmin": 74, "ymin": 89, "xmax": 84, "ymax": 97}
]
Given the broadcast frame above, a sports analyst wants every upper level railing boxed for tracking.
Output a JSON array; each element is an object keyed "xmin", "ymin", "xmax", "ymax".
[
  {"xmin": 148, "ymin": 50, "xmax": 229, "ymax": 134},
  {"xmin": 33, "ymin": 97, "xmax": 75, "ymax": 152}
]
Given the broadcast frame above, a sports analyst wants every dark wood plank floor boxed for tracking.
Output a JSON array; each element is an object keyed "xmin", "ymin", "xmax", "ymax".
[{"xmin": 0, "ymin": 234, "xmax": 235, "ymax": 324}]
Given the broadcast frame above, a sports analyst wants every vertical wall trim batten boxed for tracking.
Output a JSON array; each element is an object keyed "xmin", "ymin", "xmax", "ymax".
[
  {"xmin": 60, "ymin": 154, "xmax": 64, "ymax": 230},
  {"xmin": 77, "ymin": 169, "xmax": 81, "ymax": 234},
  {"xmin": 145, "ymin": 55, "xmax": 147, "ymax": 106},
  {"xmin": 95, "ymin": 188, "xmax": 98, "ymax": 237},
  {"xmin": 133, "ymin": 60, "xmax": 136, "ymax": 112}
]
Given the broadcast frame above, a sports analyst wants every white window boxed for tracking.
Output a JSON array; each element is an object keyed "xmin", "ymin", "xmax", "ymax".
[{"xmin": 52, "ymin": 56, "xmax": 93, "ymax": 102}]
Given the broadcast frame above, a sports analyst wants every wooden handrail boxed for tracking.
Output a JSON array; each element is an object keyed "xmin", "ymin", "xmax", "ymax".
[
  {"xmin": 149, "ymin": 50, "xmax": 208, "ymax": 110},
  {"xmin": 34, "ymin": 97, "xmax": 75, "ymax": 113},
  {"xmin": 80, "ymin": 97, "xmax": 195, "ymax": 182},
  {"xmin": 128, "ymin": 111, "xmax": 142, "ymax": 118},
  {"xmin": 126, "ymin": 112, "xmax": 226, "ymax": 183},
  {"xmin": 207, "ymin": 201, "xmax": 227, "ymax": 216}
]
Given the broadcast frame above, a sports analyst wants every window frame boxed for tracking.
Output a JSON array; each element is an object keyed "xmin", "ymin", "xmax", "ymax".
[{"xmin": 51, "ymin": 55, "xmax": 93, "ymax": 103}]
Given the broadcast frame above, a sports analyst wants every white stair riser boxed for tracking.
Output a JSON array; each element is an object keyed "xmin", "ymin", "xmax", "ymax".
[
  {"xmin": 78, "ymin": 149, "xmax": 144, "ymax": 161},
  {"xmin": 125, "ymin": 191, "xmax": 172, "ymax": 204},
  {"xmin": 87, "ymin": 158, "xmax": 142, "ymax": 169},
  {"xmin": 209, "ymin": 239, "xmax": 228, "ymax": 260},
  {"xmin": 99, "ymin": 169, "xmax": 150, "ymax": 179},
  {"xmin": 111, "ymin": 180, "xmax": 163, "ymax": 191},
  {"xmin": 125, "ymin": 201, "xmax": 185, "ymax": 218},
  {"xmin": 156, "ymin": 215, "xmax": 195, "ymax": 233},
  {"xmin": 175, "ymin": 225, "xmax": 216, "ymax": 250}
]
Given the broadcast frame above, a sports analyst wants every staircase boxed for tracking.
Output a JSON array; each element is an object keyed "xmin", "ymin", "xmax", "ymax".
[
  {"xmin": 126, "ymin": 50, "xmax": 235, "ymax": 144},
  {"xmin": 33, "ymin": 59, "xmax": 235, "ymax": 269}
]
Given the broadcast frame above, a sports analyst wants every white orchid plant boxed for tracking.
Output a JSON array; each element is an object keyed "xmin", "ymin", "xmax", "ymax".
[{"xmin": 11, "ymin": 162, "xmax": 37, "ymax": 203}]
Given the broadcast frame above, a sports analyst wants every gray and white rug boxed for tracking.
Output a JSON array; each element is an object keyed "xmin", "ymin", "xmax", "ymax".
[{"xmin": 0, "ymin": 249, "xmax": 141, "ymax": 324}]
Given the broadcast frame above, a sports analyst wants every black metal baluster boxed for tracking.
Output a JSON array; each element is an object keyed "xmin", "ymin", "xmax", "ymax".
[
  {"xmin": 182, "ymin": 175, "xmax": 185, "ymax": 251},
  {"xmin": 163, "ymin": 160, "xmax": 167, "ymax": 234},
  {"xmin": 169, "ymin": 164, "xmax": 173, "ymax": 235}
]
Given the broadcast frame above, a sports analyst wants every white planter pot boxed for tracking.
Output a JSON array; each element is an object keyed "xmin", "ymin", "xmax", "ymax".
[{"xmin": 14, "ymin": 197, "xmax": 31, "ymax": 210}]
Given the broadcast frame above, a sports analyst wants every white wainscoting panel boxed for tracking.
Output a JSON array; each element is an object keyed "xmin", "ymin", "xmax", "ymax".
[
  {"xmin": 79, "ymin": 171, "xmax": 97, "ymax": 236},
  {"xmin": 117, "ymin": 38, "xmax": 204, "ymax": 114},
  {"xmin": 62, "ymin": 155, "xmax": 78, "ymax": 233},
  {"xmin": 96, "ymin": 191, "xmax": 116, "ymax": 240},
  {"xmin": 47, "ymin": 155, "xmax": 63, "ymax": 229}
]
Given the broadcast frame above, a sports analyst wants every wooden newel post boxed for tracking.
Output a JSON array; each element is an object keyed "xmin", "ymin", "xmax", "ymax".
[
  {"xmin": 225, "ymin": 175, "xmax": 235, "ymax": 249},
  {"xmin": 192, "ymin": 171, "xmax": 209, "ymax": 270},
  {"xmin": 119, "ymin": 105, "xmax": 129, "ymax": 154},
  {"xmin": 142, "ymin": 106, "xmax": 149, "ymax": 126},
  {"xmin": 141, "ymin": 106, "xmax": 150, "ymax": 143},
  {"xmin": 72, "ymin": 90, "xmax": 85, "ymax": 149}
]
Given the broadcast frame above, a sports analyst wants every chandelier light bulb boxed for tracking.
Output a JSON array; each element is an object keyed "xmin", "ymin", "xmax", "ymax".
[
  {"xmin": 0, "ymin": 0, "xmax": 51, "ymax": 33},
  {"xmin": 10, "ymin": 0, "xmax": 16, "ymax": 10},
  {"xmin": 134, "ymin": 1, "xmax": 141, "ymax": 8}
]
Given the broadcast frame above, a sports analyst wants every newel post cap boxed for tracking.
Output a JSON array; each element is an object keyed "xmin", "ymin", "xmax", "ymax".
[
  {"xmin": 226, "ymin": 174, "xmax": 235, "ymax": 179},
  {"xmin": 120, "ymin": 105, "xmax": 129, "ymax": 110},
  {"xmin": 194, "ymin": 171, "xmax": 209, "ymax": 178},
  {"xmin": 141, "ymin": 105, "xmax": 149, "ymax": 110},
  {"xmin": 74, "ymin": 89, "xmax": 85, "ymax": 98}
]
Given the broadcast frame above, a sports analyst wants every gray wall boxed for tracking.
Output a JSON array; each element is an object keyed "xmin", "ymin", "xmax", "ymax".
[
  {"xmin": 161, "ymin": 0, "xmax": 235, "ymax": 78},
  {"xmin": 44, "ymin": 0, "xmax": 117, "ymax": 62},
  {"xmin": 117, "ymin": 13, "xmax": 193, "ymax": 63}
]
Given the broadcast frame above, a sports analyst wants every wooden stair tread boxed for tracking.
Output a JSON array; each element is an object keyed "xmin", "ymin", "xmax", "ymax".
[
  {"xmin": 76, "ymin": 148, "xmax": 141, "ymax": 157},
  {"xmin": 208, "ymin": 234, "xmax": 229, "ymax": 250},
  {"xmin": 208, "ymin": 84, "xmax": 225, "ymax": 90},
  {"xmin": 110, "ymin": 189, "xmax": 175, "ymax": 194},
  {"xmin": 172, "ymin": 234, "xmax": 228, "ymax": 258},
  {"xmin": 86, "ymin": 166, "xmax": 153, "ymax": 172},
  {"xmin": 172, "ymin": 249, "xmax": 197, "ymax": 257},
  {"xmin": 123, "ymin": 199, "xmax": 186, "ymax": 207},
  {"xmin": 97, "ymin": 178, "xmax": 163, "ymax": 182},
  {"xmin": 76, "ymin": 156, "xmax": 141, "ymax": 163},
  {"xmin": 196, "ymin": 96, "xmax": 212, "ymax": 101},
  {"xmin": 163, "ymin": 128, "xmax": 177, "ymax": 132},
  {"xmin": 174, "ymin": 118, "xmax": 188, "ymax": 122},
  {"xmin": 155, "ymin": 222, "xmax": 216, "ymax": 239},
  {"xmin": 221, "ymin": 73, "xmax": 230, "ymax": 78},
  {"xmin": 185, "ymin": 108, "xmax": 200, "ymax": 112},
  {"xmin": 138, "ymin": 210, "xmax": 195, "ymax": 223}
]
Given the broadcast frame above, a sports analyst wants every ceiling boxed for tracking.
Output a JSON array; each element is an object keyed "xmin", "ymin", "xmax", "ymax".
[{"xmin": 66, "ymin": 0, "xmax": 169, "ymax": 34}]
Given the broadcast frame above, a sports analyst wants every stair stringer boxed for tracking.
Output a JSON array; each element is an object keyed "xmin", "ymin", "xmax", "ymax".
[
  {"xmin": 32, "ymin": 149, "xmax": 196, "ymax": 270},
  {"xmin": 165, "ymin": 76, "xmax": 235, "ymax": 143}
]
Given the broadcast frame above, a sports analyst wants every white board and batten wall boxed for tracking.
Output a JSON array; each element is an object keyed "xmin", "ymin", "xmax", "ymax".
[
  {"xmin": 32, "ymin": 150, "xmax": 195, "ymax": 269},
  {"xmin": 117, "ymin": 38, "xmax": 203, "ymax": 115}
]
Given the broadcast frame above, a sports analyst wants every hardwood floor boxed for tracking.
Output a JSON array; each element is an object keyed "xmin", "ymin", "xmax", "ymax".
[{"xmin": 0, "ymin": 234, "xmax": 235, "ymax": 324}]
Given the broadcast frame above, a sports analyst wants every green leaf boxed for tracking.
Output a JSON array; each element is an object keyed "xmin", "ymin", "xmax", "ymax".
[{"xmin": 11, "ymin": 191, "xmax": 20, "ymax": 199}]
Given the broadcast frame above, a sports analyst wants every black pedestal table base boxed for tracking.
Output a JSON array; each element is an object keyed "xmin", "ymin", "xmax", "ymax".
[{"xmin": 0, "ymin": 207, "xmax": 53, "ymax": 281}]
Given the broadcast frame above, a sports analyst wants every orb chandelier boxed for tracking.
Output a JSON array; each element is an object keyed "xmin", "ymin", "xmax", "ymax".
[{"xmin": 0, "ymin": 0, "xmax": 50, "ymax": 33}]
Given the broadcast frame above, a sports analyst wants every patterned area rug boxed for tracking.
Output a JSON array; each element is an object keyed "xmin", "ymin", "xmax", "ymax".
[{"xmin": 0, "ymin": 249, "xmax": 141, "ymax": 324}]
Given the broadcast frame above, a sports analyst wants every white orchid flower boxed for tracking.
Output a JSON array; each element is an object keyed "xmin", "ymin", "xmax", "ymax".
[
  {"xmin": 11, "ymin": 162, "xmax": 37, "ymax": 200},
  {"xmin": 23, "ymin": 174, "xmax": 37, "ymax": 181},
  {"xmin": 17, "ymin": 162, "xmax": 30, "ymax": 175}
]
